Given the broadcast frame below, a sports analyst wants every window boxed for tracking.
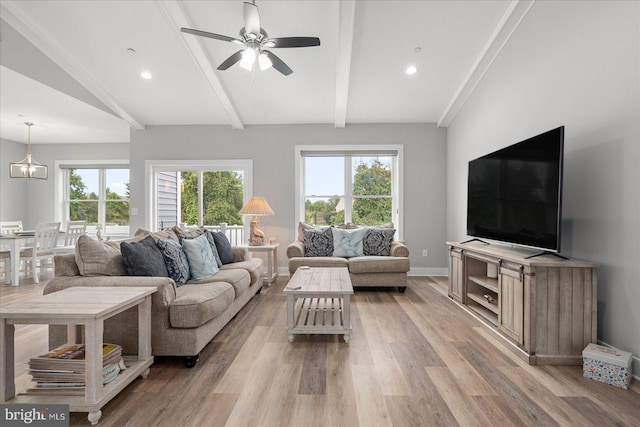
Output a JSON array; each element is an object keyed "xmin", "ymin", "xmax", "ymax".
[
  {"xmin": 157, "ymin": 170, "xmax": 244, "ymax": 228},
  {"xmin": 296, "ymin": 145, "xmax": 403, "ymax": 239},
  {"xmin": 147, "ymin": 160, "xmax": 253, "ymax": 245},
  {"xmin": 62, "ymin": 166, "xmax": 129, "ymax": 238}
]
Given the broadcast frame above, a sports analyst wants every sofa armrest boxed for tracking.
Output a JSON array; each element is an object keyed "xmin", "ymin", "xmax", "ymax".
[
  {"xmin": 286, "ymin": 241, "xmax": 305, "ymax": 258},
  {"xmin": 54, "ymin": 254, "xmax": 80, "ymax": 276},
  {"xmin": 44, "ymin": 275, "xmax": 177, "ymax": 310},
  {"xmin": 232, "ymin": 246, "xmax": 249, "ymax": 262},
  {"xmin": 390, "ymin": 241, "xmax": 410, "ymax": 257}
]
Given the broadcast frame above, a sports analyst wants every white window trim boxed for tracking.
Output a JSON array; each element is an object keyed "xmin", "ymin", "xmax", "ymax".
[
  {"xmin": 54, "ymin": 159, "xmax": 129, "ymax": 229},
  {"xmin": 294, "ymin": 145, "xmax": 404, "ymax": 240},
  {"xmin": 145, "ymin": 159, "xmax": 253, "ymax": 232}
]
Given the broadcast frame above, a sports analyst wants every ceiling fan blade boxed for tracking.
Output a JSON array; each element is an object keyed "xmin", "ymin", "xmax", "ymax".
[
  {"xmin": 263, "ymin": 50, "xmax": 293, "ymax": 76},
  {"xmin": 268, "ymin": 37, "xmax": 321, "ymax": 48},
  {"xmin": 217, "ymin": 50, "xmax": 245, "ymax": 70},
  {"xmin": 243, "ymin": 2, "xmax": 261, "ymax": 36},
  {"xmin": 181, "ymin": 27, "xmax": 242, "ymax": 44}
]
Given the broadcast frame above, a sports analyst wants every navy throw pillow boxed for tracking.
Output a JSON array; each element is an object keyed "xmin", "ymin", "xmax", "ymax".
[
  {"xmin": 120, "ymin": 236, "xmax": 169, "ymax": 277},
  {"xmin": 211, "ymin": 231, "xmax": 234, "ymax": 265}
]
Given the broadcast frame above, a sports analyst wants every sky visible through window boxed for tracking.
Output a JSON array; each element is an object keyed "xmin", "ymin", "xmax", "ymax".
[{"xmin": 75, "ymin": 169, "xmax": 129, "ymax": 197}]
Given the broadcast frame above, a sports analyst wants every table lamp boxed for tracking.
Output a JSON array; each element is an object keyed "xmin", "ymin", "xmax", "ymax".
[{"xmin": 239, "ymin": 197, "xmax": 274, "ymax": 246}]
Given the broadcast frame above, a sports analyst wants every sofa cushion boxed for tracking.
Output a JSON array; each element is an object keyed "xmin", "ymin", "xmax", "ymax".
[
  {"xmin": 170, "ymin": 282, "xmax": 235, "ymax": 328},
  {"xmin": 289, "ymin": 256, "xmax": 348, "ymax": 273},
  {"xmin": 191, "ymin": 267, "xmax": 251, "ymax": 296},
  {"xmin": 219, "ymin": 259, "xmax": 262, "ymax": 288},
  {"xmin": 363, "ymin": 228, "xmax": 396, "ymax": 256},
  {"xmin": 304, "ymin": 227, "xmax": 334, "ymax": 257},
  {"xmin": 75, "ymin": 235, "xmax": 126, "ymax": 276},
  {"xmin": 156, "ymin": 238, "xmax": 190, "ymax": 286},
  {"xmin": 332, "ymin": 228, "xmax": 366, "ymax": 257},
  {"xmin": 211, "ymin": 231, "xmax": 234, "ymax": 265},
  {"xmin": 120, "ymin": 236, "xmax": 169, "ymax": 277},
  {"xmin": 181, "ymin": 234, "xmax": 219, "ymax": 281},
  {"xmin": 348, "ymin": 256, "xmax": 410, "ymax": 274}
]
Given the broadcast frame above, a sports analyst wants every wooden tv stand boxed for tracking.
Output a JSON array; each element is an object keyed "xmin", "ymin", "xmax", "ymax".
[{"xmin": 447, "ymin": 241, "xmax": 597, "ymax": 365}]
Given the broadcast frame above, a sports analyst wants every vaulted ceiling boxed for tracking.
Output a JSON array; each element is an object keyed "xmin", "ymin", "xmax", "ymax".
[{"xmin": 0, "ymin": 0, "xmax": 534, "ymax": 144}]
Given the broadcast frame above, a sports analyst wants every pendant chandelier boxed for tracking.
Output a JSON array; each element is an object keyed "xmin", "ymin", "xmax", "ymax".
[{"xmin": 10, "ymin": 122, "xmax": 48, "ymax": 179}]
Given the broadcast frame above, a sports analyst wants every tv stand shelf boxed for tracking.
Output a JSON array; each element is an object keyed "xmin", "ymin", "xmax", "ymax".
[{"xmin": 447, "ymin": 241, "xmax": 597, "ymax": 365}]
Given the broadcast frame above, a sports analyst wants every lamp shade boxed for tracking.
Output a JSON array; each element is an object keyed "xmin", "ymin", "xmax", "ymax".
[{"xmin": 239, "ymin": 197, "xmax": 274, "ymax": 216}]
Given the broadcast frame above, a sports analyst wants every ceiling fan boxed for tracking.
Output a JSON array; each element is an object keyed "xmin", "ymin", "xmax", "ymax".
[{"xmin": 181, "ymin": 1, "xmax": 320, "ymax": 76}]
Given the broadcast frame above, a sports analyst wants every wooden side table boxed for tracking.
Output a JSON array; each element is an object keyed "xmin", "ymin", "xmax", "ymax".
[
  {"xmin": 245, "ymin": 243, "xmax": 279, "ymax": 284},
  {"xmin": 0, "ymin": 286, "xmax": 156, "ymax": 425}
]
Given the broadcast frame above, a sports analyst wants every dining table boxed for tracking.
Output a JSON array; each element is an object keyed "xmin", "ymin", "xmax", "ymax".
[{"xmin": 0, "ymin": 231, "xmax": 34, "ymax": 286}]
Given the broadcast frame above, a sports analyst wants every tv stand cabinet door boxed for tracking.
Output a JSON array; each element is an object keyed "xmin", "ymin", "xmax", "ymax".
[
  {"xmin": 448, "ymin": 249, "xmax": 464, "ymax": 302},
  {"xmin": 499, "ymin": 266, "xmax": 525, "ymax": 345}
]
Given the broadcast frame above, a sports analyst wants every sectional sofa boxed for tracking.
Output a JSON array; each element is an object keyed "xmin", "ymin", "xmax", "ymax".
[{"xmin": 44, "ymin": 227, "xmax": 263, "ymax": 367}]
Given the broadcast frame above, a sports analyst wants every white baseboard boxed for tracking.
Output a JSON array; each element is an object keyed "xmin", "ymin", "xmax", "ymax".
[
  {"xmin": 277, "ymin": 267, "xmax": 448, "ymax": 277},
  {"xmin": 598, "ymin": 340, "xmax": 640, "ymax": 381},
  {"xmin": 408, "ymin": 268, "xmax": 448, "ymax": 276}
]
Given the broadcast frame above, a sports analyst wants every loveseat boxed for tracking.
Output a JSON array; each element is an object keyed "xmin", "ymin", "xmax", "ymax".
[
  {"xmin": 286, "ymin": 223, "xmax": 410, "ymax": 292},
  {"xmin": 44, "ymin": 227, "xmax": 263, "ymax": 368}
]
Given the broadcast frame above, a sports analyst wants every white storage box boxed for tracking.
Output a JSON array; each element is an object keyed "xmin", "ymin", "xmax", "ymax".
[{"xmin": 582, "ymin": 343, "xmax": 632, "ymax": 389}]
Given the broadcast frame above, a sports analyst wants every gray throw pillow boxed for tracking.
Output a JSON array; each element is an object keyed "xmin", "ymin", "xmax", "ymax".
[
  {"xmin": 211, "ymin": 231, "xmax": 234, "ymax": 265},
  {"xmin": 120, "ymin": 236, "xmax": 169, "ymax": 277}
]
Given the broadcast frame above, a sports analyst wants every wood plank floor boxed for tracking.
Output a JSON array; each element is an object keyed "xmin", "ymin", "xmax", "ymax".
[{"xmin": 2, "ymin": 275, "xmax": 639, "ymax": 426}]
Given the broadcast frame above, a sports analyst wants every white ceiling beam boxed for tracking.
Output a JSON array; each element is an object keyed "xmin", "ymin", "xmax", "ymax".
[
  {"xmin": 1, "ymin": 1, "xmax": 146, "ymax": 130},
  {"xmin": 437, "ymin": 0, "xmax": 535, "ymax": 128},
  {"xmin": 159, "ymin": 1, "xmax": 244, "ymax": 130},
  {"xmin": 334, "ymin": 0, "xmax": 356, "ymax": 129}
]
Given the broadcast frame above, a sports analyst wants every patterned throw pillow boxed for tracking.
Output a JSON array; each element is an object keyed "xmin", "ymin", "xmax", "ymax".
[
  {"xmin": 303, "ymin": 227, "xmax": 334, "ymax": 257},
  {"xmin": 156, "ymin": 238, "xmax": 190, "ymax": 286},
  {"xmin": 181, "ymin": 234, "xmax": 219, "ymax": 281},
  {"xmin": 181, "ymin": 231, "xmax": 223, "ymax": 267},
  {"xmin": 363, "ymin": 228, "xmax": 396, "ymax": 256},
  {"xmin": 332, "ymin": 228, "xmax": 366, "ymax": 257}
]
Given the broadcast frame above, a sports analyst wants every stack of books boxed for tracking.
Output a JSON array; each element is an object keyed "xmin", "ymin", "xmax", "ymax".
[{"xmin": 27, "ymin": 343, "xmax": 125, "ymax": 392}]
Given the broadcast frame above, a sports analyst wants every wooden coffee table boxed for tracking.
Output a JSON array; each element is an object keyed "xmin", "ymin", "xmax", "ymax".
[
  {"xmin": 0, "ymin": 286, "xmax": 156, "ymax": 425},
  {"xmin": 284, "ymin": 267, "xmax": 353, "ymax": 343}
]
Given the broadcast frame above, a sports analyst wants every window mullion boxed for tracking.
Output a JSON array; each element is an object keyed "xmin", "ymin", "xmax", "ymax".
[
  {"xmin": 344, "ymin": 156, "xmax": 353, "ymax": 223},
  {"xmin": 198, "ymin": 171, "xmax": 204, "ymax": 226},
  {"xmin": 98, "ymin": 169, "xmax": 106, "ymax": 231}
]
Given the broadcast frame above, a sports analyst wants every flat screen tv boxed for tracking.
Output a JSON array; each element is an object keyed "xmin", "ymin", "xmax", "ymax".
[{"xmin": 466, "ymin": 126, "xmax": 564, "ymax": 254}]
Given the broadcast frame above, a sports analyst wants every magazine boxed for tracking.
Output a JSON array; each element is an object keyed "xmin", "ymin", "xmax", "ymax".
[{"xmin": 27, "ymin": 343, "xmax": 125, "ymax": 388}]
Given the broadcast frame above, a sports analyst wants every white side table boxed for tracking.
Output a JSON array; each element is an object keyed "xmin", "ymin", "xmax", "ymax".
[
  {"xmin": 0, "ymin": 286, "xmax": 155, "ymax": 425},
  {"xmin": 244, "ymin": 244, "xmax": 279, "ymax": 284}
]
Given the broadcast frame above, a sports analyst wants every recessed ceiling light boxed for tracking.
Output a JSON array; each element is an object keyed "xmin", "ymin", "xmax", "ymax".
[
  {"xmin": 140, "ymin": 71, "xmax": 152, "ymax": 80},
  {"xmin": 406, "ymin": 66, "xmax": 417, "ymax": 75}
]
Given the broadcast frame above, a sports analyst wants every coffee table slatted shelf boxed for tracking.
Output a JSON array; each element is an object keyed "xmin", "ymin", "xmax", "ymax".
[{"xmin": 284, "ymin": 267, "xmax": 353, "ymax": 343}]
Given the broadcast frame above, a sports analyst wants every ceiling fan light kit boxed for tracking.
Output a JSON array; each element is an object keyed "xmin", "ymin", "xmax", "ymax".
[{"xmin": 181, "ymin": 1, "xmax": 320, "ymax": 76}]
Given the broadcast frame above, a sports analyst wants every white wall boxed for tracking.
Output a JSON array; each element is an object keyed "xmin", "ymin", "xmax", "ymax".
[
  {"xmin": 129, "ymin": 123, "xmax": 448, "ymax": 275},
  {"xmin": 0, "ymin": 138, "xmax": 28, "ymax": 222},
  {"xmin": 446, "ymin": 1, "xmax": 639, "ymax": 374}
]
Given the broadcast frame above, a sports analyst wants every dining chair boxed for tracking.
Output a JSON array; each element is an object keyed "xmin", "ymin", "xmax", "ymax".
[
  {"xmin": 52, "ymin": 220, "xmax": 87, "ymax": 254},
  {"xmin": 19, "ymin": 222, "xmax": 61, "ymax": 283}
]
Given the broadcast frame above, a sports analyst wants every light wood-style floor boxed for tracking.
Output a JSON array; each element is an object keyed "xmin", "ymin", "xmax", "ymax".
[{"xmin": 2, "ymin": 274, "xmax": 639, "ymax": 426}]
